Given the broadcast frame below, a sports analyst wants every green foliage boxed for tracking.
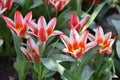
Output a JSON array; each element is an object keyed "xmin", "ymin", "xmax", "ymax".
[
  {"xmin": 41, "ymin": 58, "xmax": 65, "ymax": 75},
  {"xmin": 0, "ymin": 0, "xmax": 118, "ymax": 80}
]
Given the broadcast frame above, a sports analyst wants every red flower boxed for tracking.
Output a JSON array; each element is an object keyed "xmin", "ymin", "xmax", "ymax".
[
  {"xmin": 60, "ymin": 28, "xmax": 97, "ymax": 58},
  {"xmin": 0, "ymin": 0, "xmax": 13, "ymax": 14},
  {"xmin": 2, "ymin": 10, "xmax": 32, "ymax": 37},
  {"xmin": 88, "ymin": 26, "xmax": 115, "ymax": 54},
  {"xmin": 20, "ymin": 38, "xmax": 40, "ymax": 62},
  {"xmin": 48, "ymin": 0, "xmax": 71, "ymax": 11},
  {"xmin": 68, "ymin": 13, "xmax": 89, "ymax": 32},
  {"xmin": 28, "ymin": 16, "xmax": 63, "ymax": 42}
]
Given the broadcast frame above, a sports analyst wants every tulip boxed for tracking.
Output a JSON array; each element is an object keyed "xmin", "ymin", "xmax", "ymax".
[
  {"xmin": 2, "ymin": 10, "xmax": 32, "ymax": 37},
  {"xmin": 48, "ymin": 0, "xmax": 71, "ymax": 11},
  {"xmin": 68, "ymin": 13, "xmax": 89, "ymax": 32},
  {"xmin": 0, "ymin": 0, "xmax": 13, "ymax": 14},
  {"xmin": 28, "ymin": 16, "xmax": 63, "ymax": 42},
  {"xmin": 20, "ymin": 38, "xmax": 40, "ymax": 62},
  {"xmin": 60, "ymin": 28, "xmax": 97, "ymax": 58},
  {"xmin": 88, "ymin": 26, "xmax": 115, "ymax": 54}
]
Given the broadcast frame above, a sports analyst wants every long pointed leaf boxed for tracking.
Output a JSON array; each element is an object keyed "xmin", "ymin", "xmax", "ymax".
[{"xmin": 80, "ymin": 2, "xmax": 106, "ymax": 34}]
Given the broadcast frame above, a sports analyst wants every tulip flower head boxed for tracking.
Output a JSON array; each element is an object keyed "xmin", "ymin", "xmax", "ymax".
[
  {"xmin": 68, "ymin": 13, "xmax": 89, "ymax": 32},
  {"xmin": 0, "ymin": 0, "xmax": 13, "ymax": 14},
  {"xmin": 88, "ymin": 26, "xmax": 115, "ymax": 55},
  {"xmin": 2, "ymin": 10, "xmax": 32, "ymax": 37},
  {"xmin": 48, "ymin": 0, "xmax": 71, "ymax": 11},
  {"xmin": 20, "ymin": 38, "xmax": 40, "ymax": 62},
  {"xmin": 28, "ymin": 16, "xmax": 63, "ymax": 42},
  {"xmin": 60, "ymin": 28, "xmax": 97, "ymax": 58}
]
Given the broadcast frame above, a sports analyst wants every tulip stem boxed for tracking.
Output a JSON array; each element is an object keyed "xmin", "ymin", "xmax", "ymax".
[
  {"xmin": 40, "ymin": 41, "xmax": 46, "ymax": 57},
  {"xmin": 73, "ymin": 58, "xmax": 78, "ymax": 80},
  {"xmin": 55, "ymin": 11, "xmax": 58, "ymax": 17}
]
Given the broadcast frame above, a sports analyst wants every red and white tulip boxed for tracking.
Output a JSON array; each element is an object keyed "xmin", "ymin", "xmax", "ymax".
[
  {"xmin": 20, "ymin": 38, "xmax": 40, "ymax": 62},
  {"xmin": 2, "ymin": 10, "xmax": 32, "ymax": 37},
  {"xmin": 48, "ymin": 0, "xmax": 71, "ymax": 11},
  {"xmin": 88, "ymin": 26, "xmax": 115, "ymax": 54},
  {"xmin": 28, "ymin": 16, "xmax": 63, "ymax": 42},
  {"xmin": 60, "ymin": 28, "xmax": 97, "ymax": 58},
  {"xmin": 68, "ymin": 13, "xmax": 89, "ymax": 32},
  {"xmin": 0, "ymin": 0, "xmax": 13, "ymax": 14}
]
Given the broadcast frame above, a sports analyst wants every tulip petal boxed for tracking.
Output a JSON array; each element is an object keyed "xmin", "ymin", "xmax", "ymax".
[
  {"xmin": 28, "ymin": 21, "xmax": 38, "ymax": 36},
  {"xmin": 6, "ymin": 24, "xmax": 18, "ymax": 35},
  {"xmin": 5, "ymin": 0, "xmax": 13, "ymax": 9},
  {"xmin": 27, "ymin": 38, "xmax": 36, "ymax": 53},
  {"xmin": 88, "ymin": 33, "xmax": 96, "ymax": 41},
  {"xmin": 55, "ymin": 1, "xmax": 63, "ymax": 11},
  {"xmin": 46, "ymin": 17, "xmax": 56, "ymax": 36},
  {"xmin": 60, "ymin": 35, "xmax": 73, "ymax": 52},
  {"xmin": 20, "ymin": 47, "xmax": 32, "ymax": 60},
  {"xmin": 75, "ymin": 50, "xmax": 83, "ymax": 58},
  {"xmin": 62, "ymin": 48, "xmax": 69, "ymax": 53},
  {"xmin": 79, "ymin": 30, "xmax": 89, "ymax": 48},
  {"xmin": 34, "ymin": 51, "xmax": 40, "ymax": 62},
  {"xmin": 70, "ymin": 13, "xmax": 79, "ymax": 27},
  {"xmin": 2, "ymin": 15, "xmax": 15, "ymax": 27},
  {"xmin": 96, "ymin": 26, "xmax": 104, "ymax": 39},
  {"xmin": 38, "ymin": 16, "xmax": 47, "ymax": 41},
  {"xmin": 14, "ymin": 10, "xmax": 23, "ymax": 24},
  {"xmin": 70, "ymin": 28, "xmax": 79, "ymax": 49},
  {"xmin": 52, "ymin": 30, "xmax": 64, "ymax": 35},
  {"xmin": 24, "ymin": 11, "xmax": 32, "ymax": 22},
  {"xmin": 85, "ymin": 41, "xmax": 98, "ymax": 52},
  {"xmin": 19, "ymin": 23, "xmax": 28, "ymax": 37},
  {"xmin": 104, "ymin": 32, "xmax": 112, "ymax": 41},
  {"xmin": 80, "ymin": 16, "xmax": 89, "ymax": 29}
]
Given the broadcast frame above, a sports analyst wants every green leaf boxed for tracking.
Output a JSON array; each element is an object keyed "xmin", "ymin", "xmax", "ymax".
[
  {"xmin": 111, "ymin": 20, "xmax": 120, "ymax": 36},
  {"xmin": 81, "ymin": 65, "xmax": 94, "ymax": 80},
  {"xmin": 54, "ymin": 42, "xmax": 65, "ymax": 50},
  {"xmin": 0, "ymin": 19, "xmax": 15, "ymax": 56},
  {"xmin": 30, "ymin": 0, "xmax": 43, "ymax": 9},
  {"xmin": 114, "ymin": 58, "xmax": 120, "ymax": 72},
  {"xmin": 41, "ymin": 58, "xmax": 65, "ymax": 75},
  {"xmin": 63, "ymin": 70, "xmax": 73, "ymax": 80},
  {"xmin": 14, "ymin": 61, "xmax": 30, "ymax": 80},
  {"xmin": 12, "ymin": 32, "xmax": 25, "ymax": 60},
  {"xmin": 50, "ymin": 54, "xmax": 75, "ymax": 62},
  {"xmin": 77, "ymin": 46, "xmax": 101, "ymax": 77},
  {"xmin": 116, "ymin": 40, "xmax": 120, "ymax": 59},
  {"xmin": 14, "ymin": 0, "xmax": 25, "ymax": 6},
  {"xmin": 80, "ymin": 2, "xmax": 106, "ymax": 34},
  {"xmin": 45, "ymin": 71, "xmax": 56, "ymax": 78}
]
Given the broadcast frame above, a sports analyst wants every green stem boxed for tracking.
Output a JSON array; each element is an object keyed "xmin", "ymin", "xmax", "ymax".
[
  {"xmin": 40, "ymin": 41, "xmax": 46, "ymax": 57},
  {"xmin": 38, "ymin": 62, "xmax": 42, "ymax": 80},
  {"xmin": 73, "ymin": 58, "xmax": 78, "ymax": 80},
  {"xmin": 55, "ymin": 11, "xmax": 58, "ymax": 17}
]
